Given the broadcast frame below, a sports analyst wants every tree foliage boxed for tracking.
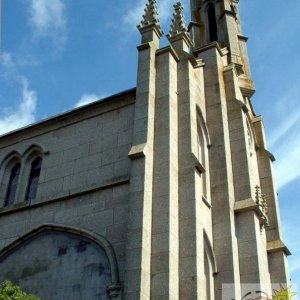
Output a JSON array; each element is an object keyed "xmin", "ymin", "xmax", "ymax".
[{"xmin": 0, "ymin": 281, "xmax": 39, "ymax": 300}]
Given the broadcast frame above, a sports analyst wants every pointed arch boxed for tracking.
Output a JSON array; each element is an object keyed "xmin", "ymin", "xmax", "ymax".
[
  {"xmin": 0, "ymin": 150, "xmax": 22, "ymax": 170},
  {"xmin": 203, "ymin": 229, "xmax": 218, "ymax": 274},
  {"xmin": 196, "ymin": 105, "xmax": 211, "ymax": 147},
  {"xmin": 0, "ymin": 152, "xmax": 22, "ymax": 206},
  {"xmin": 0, "ymin": 223, "xmax": 121, "ymax": 286},
  {"xmin": 25, "ymin": 156, "xmax": 42, "ymax": 201},
  {"xmin": 22, "ymin": 144, "xmax": 46, "ymax": 202},
  {"xmin": 22, "ymin": 144, "xmax": 47, "ymax": 161},
  {"xmin": 4, "ymin": 162, "xmax": 21, "ymax": 206},
  {"xmin": 203, "ymin": 229, "xmax": 217, "ymax": 300}
]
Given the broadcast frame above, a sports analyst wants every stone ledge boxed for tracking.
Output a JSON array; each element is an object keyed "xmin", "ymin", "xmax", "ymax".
[
  {"xmin": 234, "ymin": 197, "xmax": 268, "ymax": 228},
  {"xmin": 220, "ymin": 9, "xmax": 237, "ymax": 19},
  {"xmin": 234, "ymin": 198, "xmax": 257, "ymax": 213},
  {"xmin": 194, "ymin": 41, "xmax": 228, "ymax": 57},
  {"xmin": 267, "ymin": 239, "xmax": 291, "ymax": 256},
  {"xmin": 192, "ymin": 152, "xmax": 205, "ymax": 174},
  {"xmin": 137, "ymin": 42, "xmax": 151, "ymax": 51},
  {"xmin": 187, "ymin": 55, "xmax": 205, "ymax": 69},
  {"xmin": 265, "ymin": 149, "xmax": 276, "ymax": 162},
  {"xmin": 167, "ymin": 32, "xmax": 193, "ymax": 49},
  {"xmin": 138, "ymin": 23, "xmax": 163, "ymax": 39},
  {"xmin": 128, "ymin": 143, "xmax": 147, "ymax": 159},
  {"xmin": 239, "ymin": 77, "xmax": 255, "ymax": 98},
  {"xmin": 237, "ymin": 34, "xmax": 249, "ymax": 42},
  {"xmin": 0, "ymin": 176, "xmax": 129, "ymax": 216},
  {"xmin": 202, "ymin": 196, "xmax": 212, "ymax": 209},
  {"xmin": 156, "ymin": 45, "xmax": 179, "ymax": 62}
]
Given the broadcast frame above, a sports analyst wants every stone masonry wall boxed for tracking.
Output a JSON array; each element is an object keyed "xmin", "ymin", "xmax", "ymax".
[{"xmin": 0, "ymin": 95, "xmax": 135, "ymax": 297}]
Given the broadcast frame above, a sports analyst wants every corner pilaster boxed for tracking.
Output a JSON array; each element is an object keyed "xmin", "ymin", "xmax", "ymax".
[
  {"xmin": 198, "ymin": 44, "xmax": 241, "ymax": 300},
  {"xmin": 223, "ymin": 64, "xmax": 272, "ymax": 294},
  {"xmin": 124, "ymin": 1, "xmax": 162, "ymax": 299},
  {"xmin": 253, "ymin": 116, "xmax": 291, "ymax": 285},
  {"xmin": 150, "ymin": 44, "xmax": 179, "ymax": 300}
]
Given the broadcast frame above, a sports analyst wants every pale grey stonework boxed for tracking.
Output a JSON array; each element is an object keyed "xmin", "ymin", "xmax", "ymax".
[{"xmin": 0, "ymin": 1, "xmax": 290, "ymax": 299}]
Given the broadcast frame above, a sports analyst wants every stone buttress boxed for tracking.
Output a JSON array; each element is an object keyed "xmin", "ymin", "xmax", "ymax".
[{"xmin": 125, "ymin": 0, "xmax": 290, "ymax": 299}]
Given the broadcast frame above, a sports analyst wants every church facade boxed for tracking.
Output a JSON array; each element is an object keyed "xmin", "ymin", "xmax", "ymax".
[{"xmin": 0, "ymin": 1, "xmax": 290, "ymax": 299}]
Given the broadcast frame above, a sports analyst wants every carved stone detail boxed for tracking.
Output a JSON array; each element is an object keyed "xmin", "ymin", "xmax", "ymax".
[
  {"xmin": 107, "ymin": 282, "xmax": 122, "ymax": 298},
  {"xmin": 255, "ymin": 185, "xmax": 269, "ymax": 228},
  {"xmin": 167, "ymin": 2, "xmax": 193, "ymax": 46},
  {"xmin": 138, "ymin": 0, "xmax": 162, "ymax": 33},
  {"xmin": 169, "ymin": 2, "xmax": 188, "ymax": 37}
]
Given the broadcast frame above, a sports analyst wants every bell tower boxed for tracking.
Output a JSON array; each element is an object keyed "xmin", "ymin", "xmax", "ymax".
[
  {"xmin": 189, "ymin": 0, "xmax": 254, "ymax": 96},
  {"xmin": 125, "ymin": 0, "xmax": 291, "ymax": 299},
  {"xmin": 188, "ymin": 0, "xmax": 290, "ymax": 298}
]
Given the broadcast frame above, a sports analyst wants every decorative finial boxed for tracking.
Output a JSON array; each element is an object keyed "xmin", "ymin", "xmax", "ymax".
[
  {"xmin": 168, "ymin": 2, "xmax": 189, "ymax": 38},
  {"xmin": 138, "ymin": 0, "xmax": 162, "ymax": 34}
]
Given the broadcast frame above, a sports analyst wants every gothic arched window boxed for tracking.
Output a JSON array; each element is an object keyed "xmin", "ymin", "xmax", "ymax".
[
  {"xmin": 207, "ymin": 3, "xmax": 218, "ymax": 43},
  {"xmin": 203, "ymin": 232, "xmax": 216, "ymax": 300},
  {"xmin": 4, "ymin": 163, "xmax": 21, "ymax": 206},
  {"xmin": 198, "ymin": 123, "xmax": 207, "ymax": 199},
  {"xmin": 25, "ymin": 157, "xmax": 42, "ymax": 201}
]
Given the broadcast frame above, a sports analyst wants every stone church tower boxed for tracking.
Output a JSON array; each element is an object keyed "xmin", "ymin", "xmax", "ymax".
[
  {"xmin": 127, "ymin": 0, "xmax": 290, "ymax": 299},
  {"xmin": 0, "ymin": 0, "xmax": 290, "ymax": 299}
]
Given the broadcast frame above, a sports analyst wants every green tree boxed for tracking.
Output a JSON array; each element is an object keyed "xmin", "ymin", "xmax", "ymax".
[{"xmin": 0, "ymin": 281, "xmax": 39, "ymax": 300}]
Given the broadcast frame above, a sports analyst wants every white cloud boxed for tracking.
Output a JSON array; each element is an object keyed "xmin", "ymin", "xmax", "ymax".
[
  {"xmin": 27, "ymin": 0, "xmax": 67, "ymax": 52},
  {"xmin": 123, "ymin": 1, "xmax": 145, "ymax": 28},
  {"xmin": 269, "ymin": 110, "xmax": 300, "ymax": 149},
  {"xmin": 0, "ymin": 53, "xmax": 38, "ymax": 136},
  {"xmin": 268, "ymin": 84, "xmax": 300, "ymax": 190},
  {"xmin": 28, "ymin": 0, "xmax": 66, "ymax": 36},
  {"xmin": 0, "ymin": 78, "xmax": 37, "ymax": 136},
  {"xmin": 1, "ymin": 52, "xmax": 14, "ymax": 68},
  {"xmin": 74, "ymin": 93, "xmax": 104, "ymax": 108},
  {"xmin": 273, "ymin": 132, "xmax": 300, "ymax": 189},
  {"xmin": 282, "ymin": 222, "xmax": 300, "ymax": 284}
]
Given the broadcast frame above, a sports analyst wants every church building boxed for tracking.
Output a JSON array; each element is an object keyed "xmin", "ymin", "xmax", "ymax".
[{"xmin": 0, "ymin": 0, "xmax": 290, "ymax": 299}]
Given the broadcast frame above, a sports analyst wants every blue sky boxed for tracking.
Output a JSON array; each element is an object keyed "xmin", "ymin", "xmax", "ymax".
[{"xmin": 0, "ymin": 0, "xmax": 299, "ymax": 289}]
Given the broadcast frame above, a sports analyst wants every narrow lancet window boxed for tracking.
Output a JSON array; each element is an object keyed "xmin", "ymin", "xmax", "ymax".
[
  {"xmin": 4, "ymin": 163, "xmax": 21, "ymax": 206},
  {"xmin": 207, "ymin": 4, "xmax": 218, "ymax": 42},
  {"xmin": 25, "ymin": 157, "xmax": 42, "ymax": 201},
  {"xmin": 198, "ymin": 125, "xmax": 207, "ymax": 199},
  {"xmin": 204, "ymin": 252, "xmax": 211, "ymax": 300}
]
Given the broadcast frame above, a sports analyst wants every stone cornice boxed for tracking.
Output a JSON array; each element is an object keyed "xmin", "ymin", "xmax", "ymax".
[
  {"xmin": 156, "ymin": 46, "xmax": 180, "ymax": 62},
  {"xmin": 128, "ymin": 143, "xmax": 147, "ymax": 159},
  {"xmin": 237, "ymin": 34, "xmax": 248, "ymax": 42},
  {"xmin": 167, "ymin": 32, "xmax": 193, "ymax": 49},
  {"xmin": 138, "ymin": 23, "xmax": 163, "ymax": 39},
  {"xmin": 0, "ymin": 176, "xmax": 129, "ymax": 216},
  {"xmin": 188, "ymin": 55, "xmax": 205, "ymax": 68},
  {"xmin": 234, "ymin": 197, "xmax": 269, "ymax": 228},
  {"xmin": 137, "ymin": 42, "xmax": 151, "ymax": 51},
  {"xmin": 267, "ymin": 239, "xmax": 291, "ymax": 256},
  {"xmin": 194, "ymin": 42, "xmax": 228, "ymax": 57}
]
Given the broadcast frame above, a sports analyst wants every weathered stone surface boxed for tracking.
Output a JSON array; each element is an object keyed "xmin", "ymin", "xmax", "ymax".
[{"xmin": 0, "ymin": 231, "xmax": 112, "ymax": 300}]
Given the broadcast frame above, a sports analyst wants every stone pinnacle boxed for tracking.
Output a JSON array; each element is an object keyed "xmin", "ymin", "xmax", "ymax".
[
  {"xmin": 169, "ymin": 2, "xmax": 189, "ymax": 38},
  {"xmin": 138, "ymin": 0, "xmax": 161, "ymax": 30}
]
